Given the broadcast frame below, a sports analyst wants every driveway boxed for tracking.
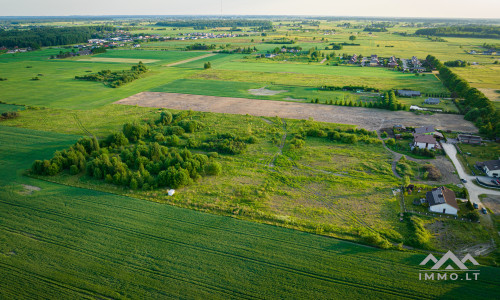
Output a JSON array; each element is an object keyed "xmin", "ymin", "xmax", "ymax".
[{"xmin": 441, "ymin": 142, "xmax": 500, "ymax": 206}]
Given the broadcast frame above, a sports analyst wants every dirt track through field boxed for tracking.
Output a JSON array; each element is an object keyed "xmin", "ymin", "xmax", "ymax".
[
  {"xmin": 115, "ymin": 92, "xmax": 478, "ymax": 132},
  {"xmin": 165, "ymin": 53, "xmax": 215, "ymax": 67}
]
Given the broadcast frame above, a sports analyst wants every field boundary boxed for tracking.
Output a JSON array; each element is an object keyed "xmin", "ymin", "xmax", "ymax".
[{"xmin": 165, "ymin": 53, "xmax": 216, "ymax": 67}]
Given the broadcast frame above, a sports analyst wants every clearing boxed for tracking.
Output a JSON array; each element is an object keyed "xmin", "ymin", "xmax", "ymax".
[{"xmin": 115, "ymin": 92, "xmax": 478, "ymax": 132}]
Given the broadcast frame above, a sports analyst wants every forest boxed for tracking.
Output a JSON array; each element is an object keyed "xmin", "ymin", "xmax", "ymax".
[
  {"xmin": 0, "ymin": 26, "xmax": 115, "ymax": 48},
  {"xmin": 415, "ymin": 25, "xmax": 500, "ymax": 39}
]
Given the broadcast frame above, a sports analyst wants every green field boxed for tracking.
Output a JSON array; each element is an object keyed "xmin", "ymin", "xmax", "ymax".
[{"xmin": 1, "ymin": 126, "xmax": 500, "ymax": 299}]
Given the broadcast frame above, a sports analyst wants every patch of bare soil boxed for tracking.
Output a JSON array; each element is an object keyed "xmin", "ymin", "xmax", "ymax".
[
  {"xmin": 115, "ymin": 92, "xmax": 478, "ymax": 132},
  {"xmin": 20, "ymin": 184, "xmax": 41, "ymax": 195},
  {"xmin": 248, "ymin": 87, "xmax": 288, "ymax": 96},
  {"xmin": 481, "ymin": 195, "xmax": 500, "ymax": 215}
]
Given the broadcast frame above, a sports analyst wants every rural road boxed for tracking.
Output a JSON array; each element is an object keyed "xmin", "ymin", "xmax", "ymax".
[
  {"xmin": 441, "ymin": 142, "xmax": 500, "ymax": 206},
  {"xmin": 164, "ymin": 53, "xmax": 215, "ymax": 67}
]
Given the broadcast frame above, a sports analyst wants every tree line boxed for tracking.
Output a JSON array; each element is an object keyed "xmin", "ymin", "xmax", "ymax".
[
  {"xmin": 156, "ymin": 20, "xmax": 272, "ymax": 30},
  {"xmin": 0, "ymin": 26, "xmax": 114, "ymax": 49},
  {"xmin": 426, "ymin": 55, "xmax": 499, "ymax": 138},
  {"xmin": 415, "ymin": 25, "xmax": 500, "ymax": 39}
]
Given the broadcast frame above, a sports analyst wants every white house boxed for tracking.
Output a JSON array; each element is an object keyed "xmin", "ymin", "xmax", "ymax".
[
  {"xmin": 413, "ymin": 134, "xmax": 437, "ymax": 150},
  {"xmin": 426, "ymin": 187, "xmax": 459, "ymax": 215},
  {"xmin": 478, "ymin": 160, "xmax": 500, "ymax": 177}
]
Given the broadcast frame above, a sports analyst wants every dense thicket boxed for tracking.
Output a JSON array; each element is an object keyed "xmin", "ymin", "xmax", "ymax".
[
  {"xmin": 30, "ymin": 112, "xmax": 242, "ymax": 190},
  {"xmin": 185, "ymin": 43, "xmax": 216, "ymax": 51},
  {"xmin": 0, "ymin": 26, "xmax": 114, "ymax": 48},
  {"xmin": 426, "ymin": 55, "xmax": 499, "ymax": 138},
  {"xmin": 156, "ymin": 20, "xmax": 272, "ymax": 29},
  {"xmin": 363, "ymin": 27, "xmax": 388, "ymax": 32},
  {"xmin": 415, "ymin": 25, "xmax": 500, "ymax": 39},
  {"xmin": 75, "ymin": 62, "xmax": 148, "ymax": 88}
]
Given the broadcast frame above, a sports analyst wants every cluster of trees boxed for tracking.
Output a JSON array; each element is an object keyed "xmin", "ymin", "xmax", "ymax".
[
  {"xmin": 426, "ymin": 55, "xmax": 499, "ymax": 138},
  {"xmin": 381, "ymin": 90, "xmax": 406, "ymax": 111},
  {"xmin": 411, "ymin": 147, "xmax": 436, "ymax": 158},
  {"xmin": 75, "ymin": 62, "xmax": 148, "ymax": 88},
  {"xmin": 51, "ymin": 47, "xmax": 106, "ymax": 59},
  {"xmin": 156, "ymin": 20, "xmax": 273, "ymax": 30},
  {"xmin": 264, "ymin": 38, "xmax": 295, "ymax": 44},
  {"xmin": 203, "ymin": 62, "xmax": 212, "ymax": 69},
  {"xmin": 31, "ymin": 112, "xmax": 227, "ymax": 190},
  {"xmin": 0, "ymin": 111, "xmax": 19, "ymax": 120},
  {"xmin": 269, "ymin": 45, "xmax": 302, "ymax": 54},
  {"xmin": 444, "ymin": 60, "xmax": 469, "ymax": 67},
  {"xmin": 319, "ymin": 85, "xmax": 379, "ymax": 93},
  {"xmin": 0, "ymin": 77, "xmax": 7, "ymax": 81},
  {"xmin": 185, "ymin": 43, "xmax": 216, "ymax": 51},
  {"xmin": 416, "ymin": 25, "xmax": 500, "ymax": 39},
  {"xmin": 363, "ymin": 27, "xmax": 388, "ymax": 32},
  {"xmin": 218, "ymin": 46, "xmax": 257, "ymax": 54},
  {"xmin": 201, "ymin": 133, "xmax": 251, "ymax": 155},
  {"xmin": 0, "ymin": 26, "xmax": 114, "ymax": 49}
]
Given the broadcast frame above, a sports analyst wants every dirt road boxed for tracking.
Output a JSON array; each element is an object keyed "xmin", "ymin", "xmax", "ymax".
[
  {"xmin": 115, "ymin": 92, "xmax": 478, "ymax": 132},
  {"xmin": 164, "ymin": 53, "xmax": 215, "ymax": 67}
]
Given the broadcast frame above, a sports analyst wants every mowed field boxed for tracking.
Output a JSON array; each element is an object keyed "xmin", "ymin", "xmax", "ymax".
[
  {"xmin": 1, "ymin": 126, "xmax": 500, "ymax": 299},
  {"xmin": 0, "ymin": 49, "xmax": 204, "ymax": 109},
  {"xmin": 115, "ymin": 92, "xmax": 478, "ymax": 132}
]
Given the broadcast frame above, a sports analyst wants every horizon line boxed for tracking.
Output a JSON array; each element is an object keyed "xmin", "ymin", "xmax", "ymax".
[{"xmin": 0, "ymin": 14, "xmax": 499, "ymax": 21}]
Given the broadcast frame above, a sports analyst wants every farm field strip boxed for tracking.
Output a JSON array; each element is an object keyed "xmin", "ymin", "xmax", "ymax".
[
  {"xmin": 165, "ymin": 53, "xmax": 216, "ymax": 66},
  {"xmin": 114, "ymin": 92, "xmax": 478, "ymax": 132},
  {"xmin": 76, "ymin": 57, "xmax": 159, "ymax": 63}
]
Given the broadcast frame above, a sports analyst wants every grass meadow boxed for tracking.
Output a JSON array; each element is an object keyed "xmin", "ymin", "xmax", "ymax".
[{"xmin": 1, "ymin": 125, "xmax": 500, "ymax": 299}]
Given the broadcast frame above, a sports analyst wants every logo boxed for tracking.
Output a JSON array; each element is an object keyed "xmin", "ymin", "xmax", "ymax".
[{"xmin": 419, "ymin": 251, "xmax": 480, "ymax": 281}]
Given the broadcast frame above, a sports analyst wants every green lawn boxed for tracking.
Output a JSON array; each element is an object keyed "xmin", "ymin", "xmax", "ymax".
[{"xmin": 1, "ymin": 125, "xmax": 499, "ymax": 299}]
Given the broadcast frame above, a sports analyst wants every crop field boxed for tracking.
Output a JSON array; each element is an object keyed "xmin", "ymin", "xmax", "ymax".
[
  {"xmin": 75, "ymin": 57, "xmax": 159, "ymax": 63},
  {"xmin": 1, "ymin": 126, "xmax": 500, "ymax": 299}
]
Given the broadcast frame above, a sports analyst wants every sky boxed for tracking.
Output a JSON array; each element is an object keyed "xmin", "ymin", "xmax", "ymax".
[{"xmin": 1, "ymin": 0, "xmax": 500, "ymax": 19}]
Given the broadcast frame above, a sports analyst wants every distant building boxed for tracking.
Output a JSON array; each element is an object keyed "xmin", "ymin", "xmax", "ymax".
[
  {"xmin": 414, "ymin": 126, "xmax": 436, "ymax": 135},
  {"xmin": 413, "ymin": 134, "xmax": 437, "ymax": 150},
  {"xmin": 369, "ymin": 54, "xmax": 379, "ymax": 66},
  {"xmin": 397, "ymin": 90, "xmax": 421, "ymax": 97},
  {"xmin": 424, "ymin": 98, "xmax": 440, "ymax": 105},
  {"xmin": 426, "ymin": 187, "xmax": 459, "ymax": 215},
  {"xmin": 388, "ymin": 56, "xmax": 398, "ymax": 68},
  {"xmin": 476, "ymin": 160, "xmax": 500, "ymax": 178},
  {"xmin": 457, "ymin": 134, "xmax": 481, "ymax": 145}
]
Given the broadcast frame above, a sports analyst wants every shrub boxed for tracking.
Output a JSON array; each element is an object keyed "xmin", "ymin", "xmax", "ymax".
[{"xmin": 204, "ymin": 162, "xmax": 222, "ymax": 176}]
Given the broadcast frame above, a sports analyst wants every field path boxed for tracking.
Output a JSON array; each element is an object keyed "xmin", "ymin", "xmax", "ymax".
[
  {"xmin": 115, "ymin": 92, "xmax": 478, "ymax": 132},
  {"xmin": 165, "ymin": 53, "xmax": 216, "ymax": 67}
]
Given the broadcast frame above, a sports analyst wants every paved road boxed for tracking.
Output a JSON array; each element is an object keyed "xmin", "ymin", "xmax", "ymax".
[{"xmin": 441, "ymin": 142, "xmax": 500, "ymax": 206}]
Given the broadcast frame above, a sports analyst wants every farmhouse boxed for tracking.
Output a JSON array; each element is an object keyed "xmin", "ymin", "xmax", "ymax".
[
  {"xmin": 413, "ymin": 134, "xmax": 437, "ymax": 150},
  {"xmin": 424, "ymin": 98, "xmax": 440, "ymax": 105},
  {"xmin": 457, "ymin": 134, "xmax": 481, "ymax": 145},
  {"xmin": 397, "ymin": 90, "xmax": 421, "ymax": 97},
  {"xmin": 414, "ymin": 126, "xmax": 435, "ymax": 135},
  {"xmin": 426, "ymin": 187, "xmax": 459, "ymax": 215},
  {"xmin": 369, "ymin": 54, "xmax": 379, "ymax": 66},
  {"xmin": 476, "ymin": 160, "xmax": 500, "ymax": 178}
]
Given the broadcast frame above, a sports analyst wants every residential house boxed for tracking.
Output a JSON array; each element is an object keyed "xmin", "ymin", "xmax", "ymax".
[
  {"xmin": 476, "ymin": 160, "xmax": 500, "ymax": 178},
  {"xmin": 424, "ymin": 98, "xmax": 440, "ymax": 105},
  {"xmin": 426, "ymin": 187, "xmax": 459, "ymax": 215},
  {"xmin": 413, "ymin": 134, "xmax": 437, "ymax": 150},
  {"xmin": 397, "ymin": 90, "xmax": 421, "ymax": 97},
  {"xmin": 457, "ymin": 134, "xmax": 481, "ymax": 145},
  {"xmin": 369, "ymin": 54, "xmax": 379, "ymax": 66},
  {"xmin": 350, "ymin": 54, "xmax": 358, "ymax": 64},
  {"xmin": 414, "ymin": 126, "xmax": 436, "ymax": 135},
  {"xmin": 387, "ymin": 56, "xmax": 398, "ymax": 68}
]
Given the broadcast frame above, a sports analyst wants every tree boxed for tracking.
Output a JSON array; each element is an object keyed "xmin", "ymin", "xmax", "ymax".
[
  {"xmin": 160, "ymin": 111, "xmax": 173, "ymax": 125},
  {"xmin": 349, "ymin": 35, "xmax": 356, "ymax": 41},
  {"xmin": 386, "ymin": 138, "xmax": 396, "ymax": 146},
  {"xmin": 204, "ymin": 62, "xmax": 212, "ymax": 69}
]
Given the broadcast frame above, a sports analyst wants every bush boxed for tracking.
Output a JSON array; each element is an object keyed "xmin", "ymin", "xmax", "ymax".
[
  {"xmin": 204, "ymin": 162, "xmax": 222, "ymax": 176},
  {"xmin": 386, "ymin": 138, "xmax": 396, "ymax": 146}
]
